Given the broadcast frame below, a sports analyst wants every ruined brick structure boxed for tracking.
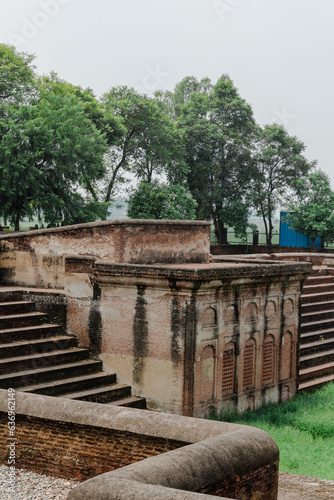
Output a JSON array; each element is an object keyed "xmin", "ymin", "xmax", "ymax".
[{"xmin": 0, "ymin": 220, "xmax": 311, "ymax": 416}]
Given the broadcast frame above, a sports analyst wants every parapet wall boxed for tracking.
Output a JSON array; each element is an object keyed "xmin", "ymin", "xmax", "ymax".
[
  {"xmin": 0, "ymin": 219, "xmax": 210, "ymax": 289},
  {"xmin": 0, "ymin": 390, "xmax": 279, "ymax": 499}
]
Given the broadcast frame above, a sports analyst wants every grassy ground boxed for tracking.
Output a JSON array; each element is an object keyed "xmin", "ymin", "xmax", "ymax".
[{"xmin": 207, "ymin": 383, "xmax": 334, "ymax": 479}]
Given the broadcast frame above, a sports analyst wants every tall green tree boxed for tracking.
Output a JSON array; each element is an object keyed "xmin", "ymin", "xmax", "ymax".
[
  {"xmin": 0, "ymin": 48, "xmax": 108, "ymax": 230},
  {"xmin": 97, "ymin": 86, "xmax": 187, "ymax": 217},
  {"xmin": 252, "ymin": 124, "xmax": 316, "ymax": 247},
  {"xmin": 285, "ymin": 170, "xmax": 334, "ymax": 249},
  {"xmin": 174, "ymin": 75, "xmax": 257, "ymax": 243}
]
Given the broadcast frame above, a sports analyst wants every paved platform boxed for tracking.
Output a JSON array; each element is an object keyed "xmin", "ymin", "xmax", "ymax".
[{"xmin": 278, "ymin": 473, "xmax": 334, "ymax": 499}]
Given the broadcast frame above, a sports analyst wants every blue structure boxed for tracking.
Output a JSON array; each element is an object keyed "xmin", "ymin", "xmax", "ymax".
[{"xmin": 279, "ymin": 212, "xmax": 322, "ymax": 248}]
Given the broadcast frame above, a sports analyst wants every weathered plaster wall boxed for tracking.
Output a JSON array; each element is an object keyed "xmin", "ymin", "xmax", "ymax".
[
  {"xmin": 0, "ymin": 220, "xmax": 210, "ymax": 289},
  {"xmin": 66, "ymin": 259, "xmax": 311, "ymax": 417},
  {"xmin": 0, "ymin": 390, "xmax": 279, "ymax": 500}
]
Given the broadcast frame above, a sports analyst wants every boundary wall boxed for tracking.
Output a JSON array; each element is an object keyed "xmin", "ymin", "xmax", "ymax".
[
  {"xmin": 0, "ymin": 220, "xmax": 210, "ymax": 289},
  {"xmin": 0, "ymin": 390, "xmax": 279, "ymax": 500}
]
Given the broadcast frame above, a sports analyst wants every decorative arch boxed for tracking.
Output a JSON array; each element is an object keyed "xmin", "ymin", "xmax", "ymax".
[
  {"xmin": 246, "ymin": 302, "xmax": 258, "ymax": 322},
  {"xmin": 203, "ymin": 306, "xmax": 217, "ymax": 327},
  {"xmin": 283, "ymin": 298, "xmax": 294, "ymax": 316},
  {"xmin": 199, "ymin": 345, "xmax": 216, "ymax": 402},
  {"xmin": 222, "ymin": 342, "xmax": 236, "ymax": 394},
  {"xmin": 262, "ymin": 335, "xmax": 275, "ymax": 386},
  {"xmin": 243, "ymin": 338, "xmax": 256, "ymax": 389},
  {"xmin": 226, "ymin": 304, "xmax": 237, "ymax": 323},
  {"xmin": 265, "ymin": 300, "xmax": 277, "ymax": 318},
  {"xmin": 281, "ymin": 331, "xmax": 293, "ymax": 380}
]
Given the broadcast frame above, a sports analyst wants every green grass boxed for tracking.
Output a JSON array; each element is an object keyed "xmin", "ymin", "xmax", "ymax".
[{"xmin": 207, "ymin": 383, "xmax": 334, "ymax": 479}]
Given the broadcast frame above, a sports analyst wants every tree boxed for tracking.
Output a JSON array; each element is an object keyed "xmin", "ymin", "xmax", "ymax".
[
  {"xmin": 128, "ymin": 182, "xmax": 197, "ymax": 220},
  {"xmin": 0, "ymin": 84, "xmax": 108, "ymax": 230},
  {"xmin": 0, "ymin": 44, "xmax": 35, "ymax": 107},
  {"xmin": 285, "ymin": 170, "xmax": 334, "ymax": 249},
  {"xmin": 173, "ymin": 75, "xmax": 257, "ymax": 243},
  {"xmin": 252, "ymin": 124, "xmax": 316, "ymax": 247},
  {"xmin": 97, "ymin": 87, "xmax": 187, "ymax": 218},
  {"xmin": 0, "ymin": 46, "xmax": 110, "ymax": 229}
]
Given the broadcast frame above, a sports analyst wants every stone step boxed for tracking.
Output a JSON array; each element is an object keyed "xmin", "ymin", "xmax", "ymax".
[
  {"xmin": 304, "ymin": 275, "xmax": 334, "ymax": 286},
  {"xmin": 301, "ymin": 291, "xmax": 334, "ymax": 304},
  {"xmin": 107, "ymin": 396, "xmax": 147, "ymax": 409},
  {"xmin": 301, "ymin": 317, "xmax": 334, "ymax": 334},
  {"xmin": 301, "ymin": 300, "xmax": 334, "ymax": 314},
  {"xmin": 0, "ymin": 324, "xmax": 62, "ymax": 343},
  {"xmin": 0, "ymin": 312, "xmax": 48, "ymax": 330},
  {"xmin": 299, "ymin": 338, "xmax": 334, "ymax": 356},
  {"xmin": 299, "ymin": 348, "xmax": 334, "ymax": 369},
  {"xmin": 0, "ymin": 348, "xmax": 89, "ymax": 374},
  {"xmin": 302, "ymin": 283, "xmax": 334, "ymax": 295},
  {"xmin": 300, "ymin": 327, "xmax": 334, "ymax": 344},
  {"xmin": 0, "ymin": 301, "xmax": 36, "ymax": 316},
  {"xmin": 60, "ymin": 383, "xmax": 132, "ymax": 404},
  {"xmin": 298, "ymin": 373, "xmax": 334, "ymax": 391},
  {"xmin": 16, "ymin": 371, "xmax": 117, "ymax": 396},
  {"xmin": 299, "ymin": 360, "xmax": 334, "ymax": 382},
  {"xmin": 0, "ymin": 335, "xmax": 77, "ymax": 359},
  {"xmin": 0, "ymin": 290, "xmax": 24, "ymax": 302},
  {"xmin": 0, "ymin": 359, "xmax": 103, "ymax": 388},
  {"xmin": 301, "ymin": 308, "xmax": 334, "ymax": 323}
]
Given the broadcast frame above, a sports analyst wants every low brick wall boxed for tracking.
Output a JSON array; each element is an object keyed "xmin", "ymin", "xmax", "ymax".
[
  {"xmin": 0, "ymin": 390, "xmax": 279, "ymax": 500},
  {"xmin": 0, "ymin": 219, "xmax": 210, "ymax": 289}
]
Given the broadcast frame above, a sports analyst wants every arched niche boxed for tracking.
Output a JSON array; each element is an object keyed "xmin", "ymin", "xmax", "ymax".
[
  {"xmin": 281, "ymin": 331, "xmax": 293, "ymax": 380},
  {"xmin": 262, "ymin": 335, "xmax": 275, "ymax": 386},
  {"xmin": 283, "ymin": 298, "xmax": 294, "ymax": 316},
  {"xmin": 246, "ymin": 301, "xmax": 258, "ymax": 322},
  {"xmin": 199, "ymin": 345, "xmax": 216, "ymax": 402},
  {"xmin": 222, "ymin": 342, "xmax": 236, "ymax": 394},
  {"xmin": 265, "ymin": 300, "xmax": 277, "ymax": 318},
  {"xmin": 243, "ymin": 338, "xmax": 256, "ymax": 389},
  {"xmin": 226, "ymin": 303, "xmax": 237, "ymax": 324},
  {"xmin": 203, "ymin": 306, "xmax": 217, "ymax": 327}
]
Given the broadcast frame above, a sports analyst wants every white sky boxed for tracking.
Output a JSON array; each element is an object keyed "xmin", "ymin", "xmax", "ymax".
[{"xmin": 1, "ymin": 0, "xmax": 333, "ymax": 184}]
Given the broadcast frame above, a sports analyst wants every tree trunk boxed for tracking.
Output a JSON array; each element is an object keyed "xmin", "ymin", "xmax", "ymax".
[
  {"xmin": 14, "ymin": 214, "xmax": 20, "ymax": 232},
  {"xmin": 214, "ymin": 216, "xmax": 228, "ymax": 244}
]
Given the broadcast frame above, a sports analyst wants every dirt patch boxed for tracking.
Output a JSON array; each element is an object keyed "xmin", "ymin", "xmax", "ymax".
[{"xmin": 278, "ymin": 473, "xmax": 334, "ymax": 500}]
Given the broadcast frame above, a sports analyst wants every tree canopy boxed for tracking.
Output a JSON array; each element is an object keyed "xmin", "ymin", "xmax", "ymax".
[
  {"xmin": 285, "ymin": 171, "xmax": 334, "ymax": 249},
  {"xmin": 128, "ymin": 181, "xmax": 196, "ymax": 220},
  {"xmin": 168, "ymin": 75, "xmax": 257, "ymax": 243},
  {"xmin": 0, "ymin": 44, "xmax": 108, "ymax": 230},
  {"xmin": 251, "ymin": 124, "xmax": 316, "ymax": 246},
  {"xmin": 0, "ymin": 44, "xmax": 321, "ymax": 237}
]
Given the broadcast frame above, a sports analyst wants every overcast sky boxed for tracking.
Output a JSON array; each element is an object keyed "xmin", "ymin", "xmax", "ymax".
[{"xmin": 1, "ymin": 0, "xmax": 333, "ymax": 184}]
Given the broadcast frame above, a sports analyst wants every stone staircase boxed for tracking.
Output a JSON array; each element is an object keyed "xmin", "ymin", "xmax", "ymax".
[
  {"xmin": 0, "ymin": 291, "xmax": 146, "ymax": 408},
  {"xmin": 299, "ymin": 270, "xmax": 334, "ymax": 390}
]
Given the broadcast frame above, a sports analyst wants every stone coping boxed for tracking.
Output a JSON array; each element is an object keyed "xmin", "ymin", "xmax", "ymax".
[
  {"xmin": 0, "ymin": 219, "xmax": 210, "ymax": 240},
  {"xmin": 93, "ymin": 259, "xmax": 312, "ymax": 281},
  {"xmin": 0, "ymin": 286, "xmax": 66, "ymax": 295},
  {"xmin": 0, "ymin": 390, "xmax": 278, "ymax": 500}
]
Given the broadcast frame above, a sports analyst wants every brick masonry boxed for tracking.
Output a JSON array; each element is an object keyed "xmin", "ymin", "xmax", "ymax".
[
  {"xmin": 0, "ymin": 413, "xmax": 185, "ymax": 482},
  {"xmin": 0, "ymin": 391, "xmax": 279, "ymax": 500},
  {"xmin": 0, "ymin": 220, "xmax": 210, "ymax": 289},
  {"xmin": 69, "ymin": 259, "xmax": 311, "ymax": 417}
]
